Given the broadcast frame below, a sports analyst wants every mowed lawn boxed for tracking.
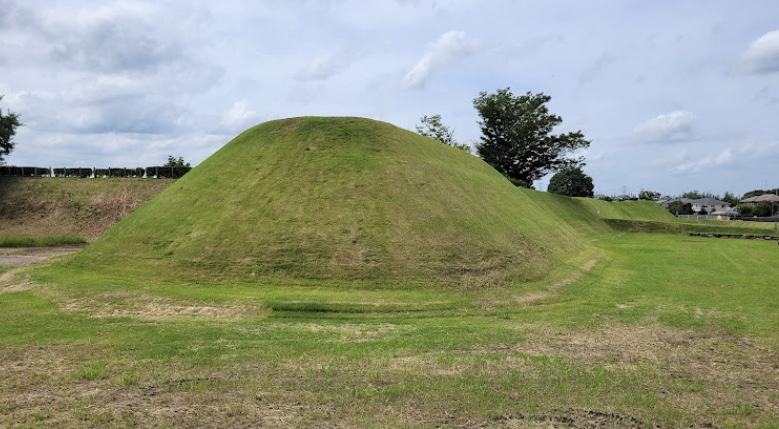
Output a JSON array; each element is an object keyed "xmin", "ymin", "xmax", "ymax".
[{"xmin": 1, "ymin": 232, "xmax": 778, "ymax": 428}]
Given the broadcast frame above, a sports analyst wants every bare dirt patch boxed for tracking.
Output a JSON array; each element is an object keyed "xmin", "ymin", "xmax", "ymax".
[
  {"xmin": 0, "ymin": 269, "xmax": 33, "ymax": 293},
  {"xmin": 490, "ymin": 408, "xmax": 646, "ymax": 429},
  {"xmin": 0, "ymin": 246, "xmax": 84, "ymax": 267}
]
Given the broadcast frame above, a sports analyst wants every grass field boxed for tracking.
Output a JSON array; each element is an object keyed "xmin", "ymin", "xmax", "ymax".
[
  {"xmin": 1, "ymin": 118, "xmax": 777, "ymax": 428},
  {"xmin": 2, "ymin": 232, "xmax": 777, "ymax": 428}
]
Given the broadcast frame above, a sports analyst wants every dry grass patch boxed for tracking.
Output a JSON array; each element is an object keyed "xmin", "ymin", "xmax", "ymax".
[
  {"xmin": 515, "ymin": 324, "xmax": 779, "ymax": 424},
  {"xmin": 0, "ymin": 178, "xmax": 172, "ymax": 241},
  {"xmin": 59, "ymin": 292, "xmax": 266, "ymax": 321},
  {"xmin": 302, "ymin": 323, "xmax": 403, "ymax": 342}
]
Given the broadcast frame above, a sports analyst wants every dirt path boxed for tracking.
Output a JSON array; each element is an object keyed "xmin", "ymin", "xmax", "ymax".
[
  {"xmin": 0, "ymin": 246, "xmax": 85, "ymax": 267},
  {"xmin": 514, "ymin": 253, "xmax": 602, "ymax": 304},
  {"xmin": 0, "ymin": 246, "xmax": 85, "ymax": 293}
]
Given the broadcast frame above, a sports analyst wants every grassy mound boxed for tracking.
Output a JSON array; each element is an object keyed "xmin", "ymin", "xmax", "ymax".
[{"xmin": 72, "ymin": 117, "xmax": 604, "ymax": 289}]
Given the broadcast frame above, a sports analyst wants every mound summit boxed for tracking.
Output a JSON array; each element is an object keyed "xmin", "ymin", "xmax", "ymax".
[{"xmin": 74, "ymin": 117, "xmax": 592, "ymax": 288}]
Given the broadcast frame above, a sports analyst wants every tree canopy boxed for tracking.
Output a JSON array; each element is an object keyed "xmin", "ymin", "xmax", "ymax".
[
  {"xmin": 681, "ymin": 190, "xmax": 718, "ymax": 200},
  {"xmin": 473, "ymin": 88, "xmax": 590, "ymax": 188},
  {"xmin": 415, "ymin": 114, "xmax": 471, "ymax": 153},
  {"xmin": 547, "ymin": 167, "xmax": 594, "ymax": 198},
  {"xmin": 721, "ymin": 191, "xmax": 740, "ymax": 206},
  {"xmin": 0, "ymin": 95, "xmax": 22, "ymax": 164},
  {"xmin": 164, "ymin": 155, "xmax": 190, "ymax": 168},
  {"xmin": 666, "ymin": 200, "xmax": 694, "ymax": 216},
  {"xmin": 638, "ymin": 190, "xmax": 661, "ymax": 201}
]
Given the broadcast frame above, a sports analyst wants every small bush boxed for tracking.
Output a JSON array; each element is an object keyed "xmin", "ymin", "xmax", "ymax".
[{"xmin": 736, "ymin": 204, "xmax": 754, "ymax": 217}]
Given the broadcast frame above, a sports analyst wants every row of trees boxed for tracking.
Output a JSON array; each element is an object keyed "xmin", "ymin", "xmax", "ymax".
[
  {"xmin": 416, "ymin": 88, "xmax": 594, "ymax": 197},
  {"xmin": 0, "ymin": 163, "xmax": 192, "ymax": 179}
]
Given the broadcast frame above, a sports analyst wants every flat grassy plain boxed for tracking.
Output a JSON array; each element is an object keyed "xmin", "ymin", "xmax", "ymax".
[{"xmin": 2, "ymin": 231, "xmax": 777, "ymax": 428}]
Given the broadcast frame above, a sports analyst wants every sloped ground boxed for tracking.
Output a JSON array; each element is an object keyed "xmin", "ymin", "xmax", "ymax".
[
  {"xmin": 72, "ymin": 117, "xmax": 601, "ymax": 288},
  {"xmin": 0, "ymin": 177, "xmax": 172, "ymax": 241}
]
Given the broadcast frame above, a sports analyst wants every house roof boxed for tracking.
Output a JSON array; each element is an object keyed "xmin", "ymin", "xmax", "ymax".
[
  {"xmin": 657, "ymin": 197, "xmax": 731, "ymax": 208},
  {"xmin": 688, "ymin": 198, "xmax": 729, "ymax": 206}
]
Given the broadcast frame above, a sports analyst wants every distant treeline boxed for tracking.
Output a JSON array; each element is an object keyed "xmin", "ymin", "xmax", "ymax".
[{"xmin": 0, "ymin": 165, "xmax": 192, "ymax": 179}]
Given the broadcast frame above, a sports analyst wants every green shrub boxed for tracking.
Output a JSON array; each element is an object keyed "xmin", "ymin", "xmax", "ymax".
[
  {"xmin": 737, "ymin": 204, "xmax": 754, "ymax": 217},
  {"xmin": 754, "ymin": 201, "xmax": 779, "ymax": 217}
]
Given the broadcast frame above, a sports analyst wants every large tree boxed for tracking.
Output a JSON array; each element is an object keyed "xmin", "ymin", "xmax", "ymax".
[
  {"xmin": 547, "ymin": 166, "xmax": 594, "ymax": 198},
  {"xmin": 0, "ymin": 95, "xmax": 22, "ymax": 164},
  {"xmin": 473, "ymin": 88, "xmax": 590, "ymax": 188},
  {"xmin": 721, "ymin": 191, "xmax": 741, "ymax": 206}
]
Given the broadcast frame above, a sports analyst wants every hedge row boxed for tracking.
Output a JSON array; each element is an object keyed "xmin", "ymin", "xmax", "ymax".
[{"xmin": 0, "ymin": 166, "xmax": 191, "ymax": 179}]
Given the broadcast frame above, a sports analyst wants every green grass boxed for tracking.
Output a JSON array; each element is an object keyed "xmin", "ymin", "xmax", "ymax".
[
  {"xmin": 3, "ymin": 232, "xmax": 778, "ymax": 428},
  {"xmin": 0, "ymin": 236, "xmax": 86, "ymax": 247},
  {"xmin": 605, "ymin": 218, "xmax": 779, "ymax": 235},
  {"xmin": 71, "ymin": 117, "xmax": 613, "ymax": 289},
  {"xmin": 577, "ymin": 198, "xmax": 678, "ymax": 222},
  {"xmin": 2, "ymin": 117, "xmax": 777, "ymax": 427}
]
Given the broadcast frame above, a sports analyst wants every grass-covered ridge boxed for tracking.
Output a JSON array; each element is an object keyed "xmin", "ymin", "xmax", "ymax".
[
  {"xmin": 576, "ymin": 198, "xmax": 677, "ymax": 222},
  {"xmin": 72, "ymin": 117, "xmax": 611, "ymax": 288}
]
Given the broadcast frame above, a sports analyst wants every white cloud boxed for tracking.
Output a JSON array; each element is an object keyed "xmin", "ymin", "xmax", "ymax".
[
  {"xmin": 219, "ymin": 101, "xmax": 263, "ymax": 133},
  {"xmin": 632, "ymin": 111, "xmax": 694, "ymax": 143},
  {"xmin": 403, "ymin": 30, "xmax": 474, "ymax": 90},
  {"xmin": 671, "ymin": 143, "xmax": 779, "ymax": 177},
  {"xmin": 742, "ymin": 29, "xmax": 779, "ymax": 74},
  {"xmin": 296, "ymin": 55, "xmax": 338, "ymax": 81},
  {"xmin": 3, "ymin": 1, "xmax": 779, "ymax": 196},
  {"xmin": 295, "ymin": 54, "xmax": 346, "ymax": 81},
  {"xmin": 673, "ymin": 148, "xmax": 733, "ymax": 174}
]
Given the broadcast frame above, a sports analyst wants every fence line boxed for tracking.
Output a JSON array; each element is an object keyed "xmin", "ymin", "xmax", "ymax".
[
  {"xmin": 677, "ymin": 215, "xmax": 731, "ymax": 221},
  {"xmin": 0, "ymin": 166, "xmax": 191, "ymax": 179}
]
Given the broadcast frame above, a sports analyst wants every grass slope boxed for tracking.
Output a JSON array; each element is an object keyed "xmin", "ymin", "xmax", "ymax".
[
  {"xmin": 71, "ymin": 117, "xmax": 606, "ymax": 288},
  {"xmin": 576, "ymin": 198, "xmax": 677, "ymax": 222},
  {"xmin": 0, "ymin": 177, "xmax": 172, "ymax": 241}
]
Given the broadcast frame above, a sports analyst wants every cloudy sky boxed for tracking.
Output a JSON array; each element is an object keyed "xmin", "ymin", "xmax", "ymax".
[{"xmin": 1, "ymin": 0, "xmax": 778, "ymax": 197}]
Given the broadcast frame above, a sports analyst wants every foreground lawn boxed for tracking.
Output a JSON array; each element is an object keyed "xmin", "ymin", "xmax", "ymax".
[{"xmin": 1, "ymin": 233, "xmax": 778, "ymax": 428}]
